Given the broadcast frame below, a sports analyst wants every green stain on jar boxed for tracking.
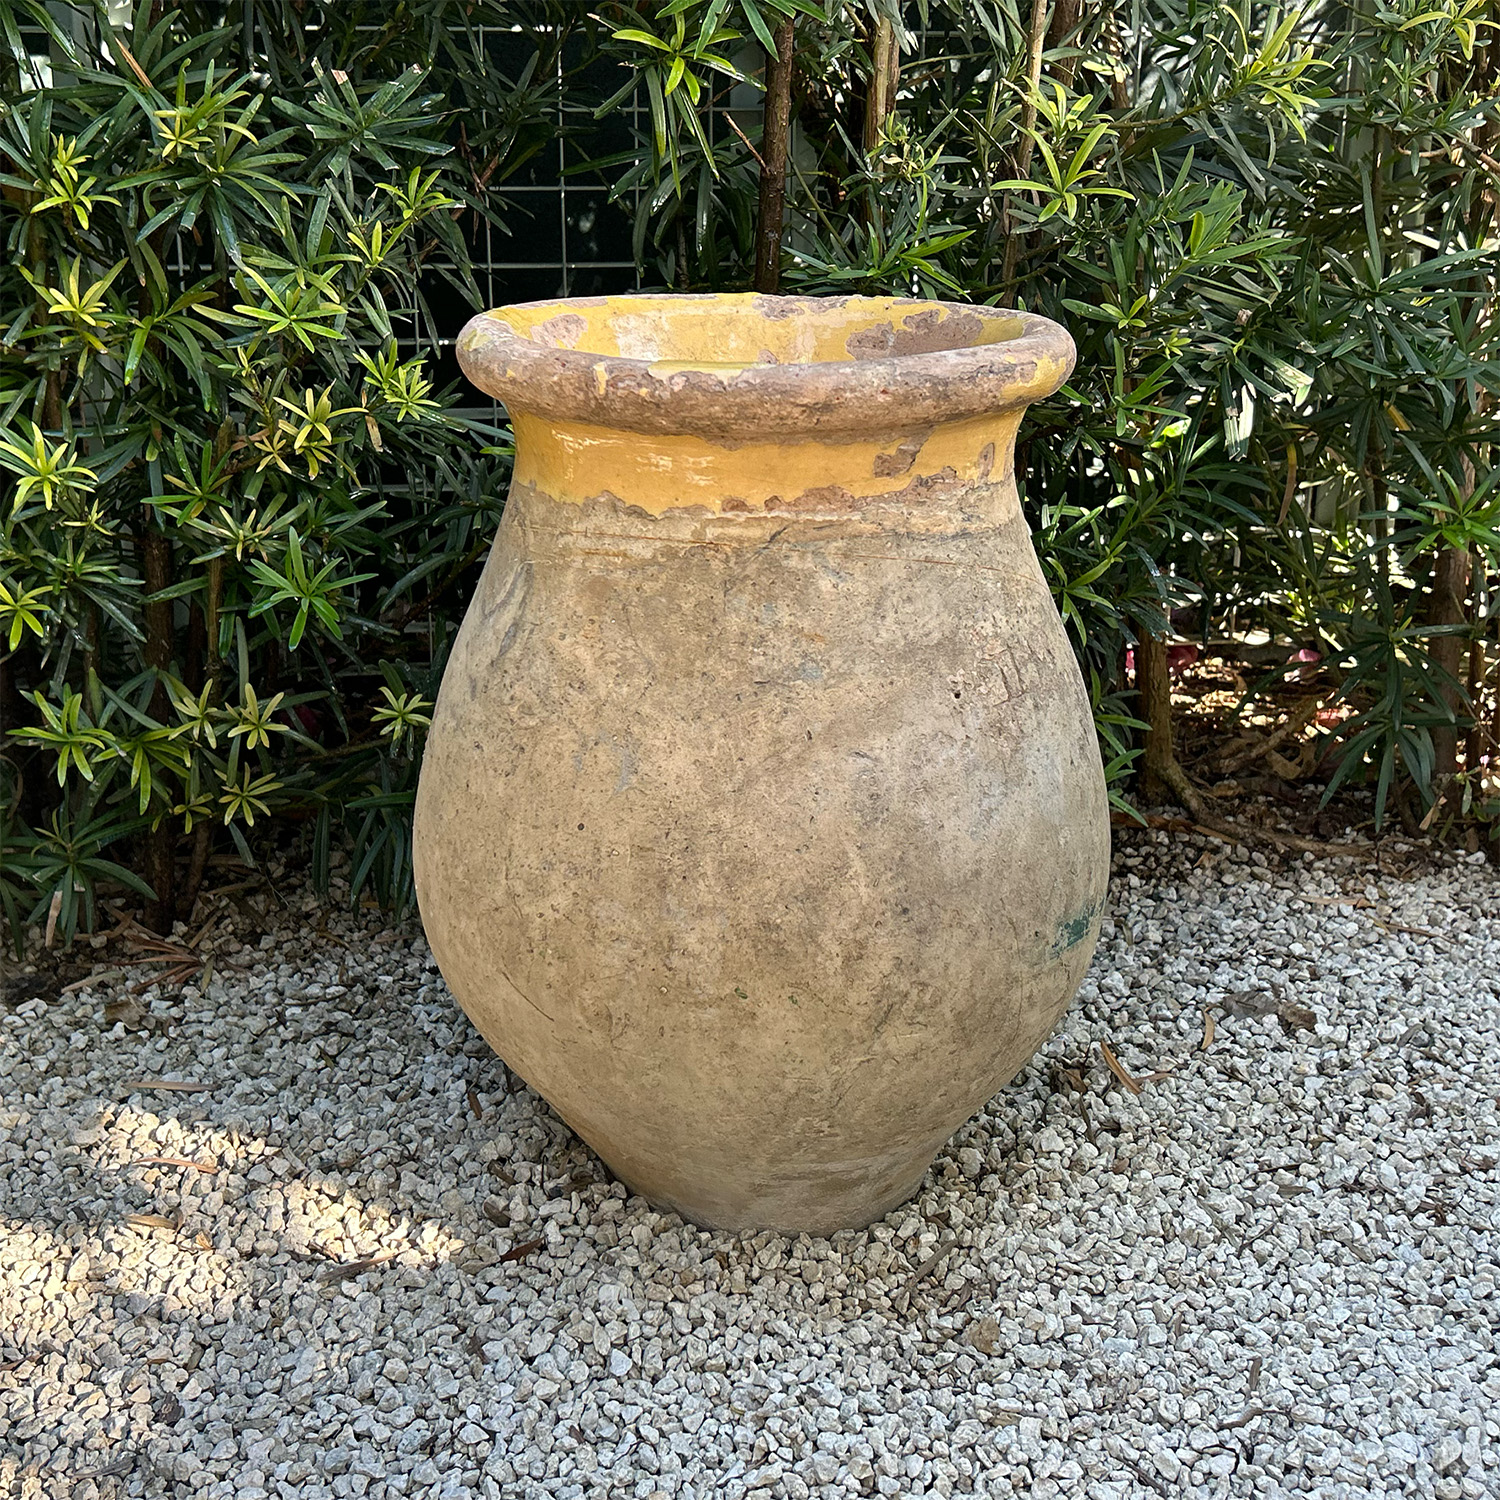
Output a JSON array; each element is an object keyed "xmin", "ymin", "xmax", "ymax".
[{"xmin": 1050, "ymin": 901, "xmax": 1101, "ymax": 959}]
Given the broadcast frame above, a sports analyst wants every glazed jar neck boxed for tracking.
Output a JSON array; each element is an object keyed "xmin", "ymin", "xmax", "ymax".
[{"xmin": 509, "ymin": 409, "xmax": 1026, "ymax": 524}]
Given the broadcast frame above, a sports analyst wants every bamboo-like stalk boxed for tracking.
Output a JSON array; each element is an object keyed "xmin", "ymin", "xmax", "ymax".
[
  {"xmin": 1136, "ymin": 633, "xmax": 1175, "ymax": 805},
  {"xmin": 753, "ymin": 16, "xmax": 796, "ymax": 295},
  {"xmin": 862, "ymin": 15, "xmax": 900, "ymax": 156},
  {"xmin": 998, "ymin": 0, "xmax": 1051, "ymax": 306},
  {"xmin": 1428, "ymin": 529, "xmax": 1472, "ymax": 781},
  {"xmin": 1430, "ymin": 22, "xmax": 1495, "ymax": 782},
  {"xmin": 1464, "ymin": 626, "xmax": 1486, "ymax": 772},
  {"xmin": 1045, "ymin": 0, "xmax": 1084, "ymax": 89}
]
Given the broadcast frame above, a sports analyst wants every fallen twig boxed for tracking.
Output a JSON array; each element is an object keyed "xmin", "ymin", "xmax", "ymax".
[
  {"xmin": 124, "ymin": 1213, "xmax": 178, "ymax": 1231},
  {"xmin": 1158, "ymin": 758, "xmax": 1373, "ymax": 860},
  {"xmin": 319, "ymin": 1249, "xmax": 399, "ymax": 1281},
  {"xmin": 72, "ymin": 1452, "xmax": 136, "ymax": 1481},
  {"xmin": 1118, "ymin": 1454, "xmax": 1170, "ymax": 1496},
  {"xmin": 59, "ymin": 969, "xmax": 129, "ymax": 995},
  {"xmin": 1372, "ymin": 917, "xmax": 1447, "ymax": 942},
  {"xmin": 895, "ymin": 1235, "xmax": 958, "ymax": 1314}
]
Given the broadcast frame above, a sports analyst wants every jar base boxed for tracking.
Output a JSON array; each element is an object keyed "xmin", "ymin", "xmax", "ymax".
[{"xmin": 579, "ymin": 1131, "xmax": 941, "ymax": 1236}]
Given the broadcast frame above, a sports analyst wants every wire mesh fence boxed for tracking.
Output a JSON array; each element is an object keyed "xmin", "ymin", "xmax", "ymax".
[
  {"xmin": 420, "ymin": 8, "xmax": 974, "ymax": 414},
  {"xmin": 417, "ymin": 22, "xmax": 768, "ymax": 416},
  {"xmin": 415, "ymin": 25, "xmax": 646, "ymax": 414}
]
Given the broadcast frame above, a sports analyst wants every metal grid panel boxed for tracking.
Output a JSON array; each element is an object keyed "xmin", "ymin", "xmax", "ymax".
[
  {"xmin": 417, "ymin": 26, "xmax": 648, "ymax": 414},
  {"xmin": 418, "ymin": 25, "xmax": 773, "ymax": 416},
  {"xmin": 426, "ymin": 5, "xmax": 967, "ymax": 387}
]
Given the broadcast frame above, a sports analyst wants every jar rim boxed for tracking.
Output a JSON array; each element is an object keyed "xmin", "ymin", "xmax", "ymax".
[{"xmin": 456, "ymin": 292, "xmax": 1074, "ymax": 439}]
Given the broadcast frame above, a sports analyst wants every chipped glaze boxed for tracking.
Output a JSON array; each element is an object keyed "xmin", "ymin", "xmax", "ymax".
[
  {"xmin": 415, "ymin": 293, "xmax": 1109, "ymax": 1233},
  {"xmin": 508, "ymin": 410, "xmax": 1018, "ymax": 518}
]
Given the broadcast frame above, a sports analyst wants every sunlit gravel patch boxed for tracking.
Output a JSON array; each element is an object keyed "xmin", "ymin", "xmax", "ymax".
[{"xmin": 2, "ymin": 832, "xmax": 1497, "ymax": 1499}]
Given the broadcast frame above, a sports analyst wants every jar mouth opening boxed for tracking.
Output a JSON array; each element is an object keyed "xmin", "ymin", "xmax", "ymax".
[
  {"xmin": 490, "ymin": 293, "xmax": 1026, "ymax": 367},
  {"xmin": 457, "ymin": 292, "xmax": 1074, "ymax": 439}
]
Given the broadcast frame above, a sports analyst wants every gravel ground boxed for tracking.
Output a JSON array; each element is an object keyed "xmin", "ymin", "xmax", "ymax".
[{"xmin": 2, "ymin": 830, "xmax": 1498, "ymax": 1500}]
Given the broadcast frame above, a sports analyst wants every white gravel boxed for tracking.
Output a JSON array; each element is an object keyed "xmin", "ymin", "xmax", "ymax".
[{"xmin": 2, "ymin": 830, "xmax": 1498, "ymax": 1500}]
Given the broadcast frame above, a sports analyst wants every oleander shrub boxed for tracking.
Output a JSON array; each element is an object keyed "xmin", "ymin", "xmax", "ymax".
[
  {"xmin": 591, "ymin": 0, "xmax": 1500, "ymax": 835},
  {"xmin": 0, "ymin": 2, "xmax": 582, "ymax": 942},
  {"xmin": 3, "ymin": 0, "xmax": 1499, "ymax": 949}
]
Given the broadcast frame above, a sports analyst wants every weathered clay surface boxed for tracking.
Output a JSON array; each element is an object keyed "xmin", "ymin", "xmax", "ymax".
[{"xmin": 415, "ymin": 293, "xmax": 1109, "ymax": 1233}]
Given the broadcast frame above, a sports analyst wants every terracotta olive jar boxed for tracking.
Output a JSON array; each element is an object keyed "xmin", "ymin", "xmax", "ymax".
[{"xmin": 414, "ymin": 293, "xmax": 1109, "ymax": 1234}]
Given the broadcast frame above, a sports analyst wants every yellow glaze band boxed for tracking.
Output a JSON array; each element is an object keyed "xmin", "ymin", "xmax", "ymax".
[{"xmin": 511, "ymin": 411, "xmax": 1021, "ymax": 517}]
